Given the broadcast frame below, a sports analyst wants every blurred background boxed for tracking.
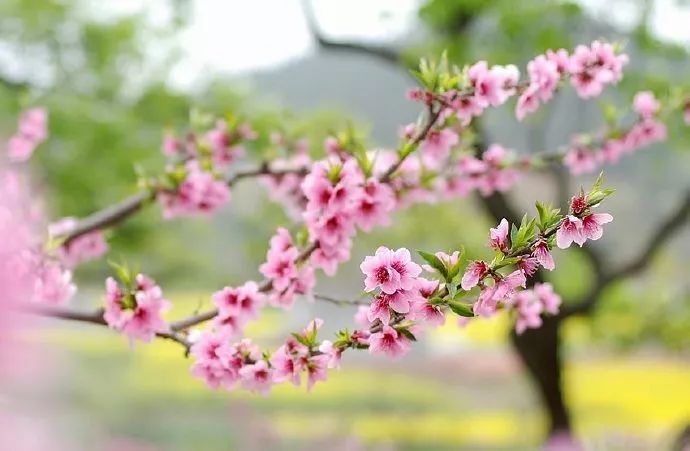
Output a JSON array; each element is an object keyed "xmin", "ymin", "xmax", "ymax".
[{"xmin": 2, "ymin": 0, "xmax": 690, "ymax": 449}]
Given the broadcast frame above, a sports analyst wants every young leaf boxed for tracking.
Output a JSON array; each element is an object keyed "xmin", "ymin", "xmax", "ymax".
[
  {"xmin": 448, "ymin": 300, "xmax": 474, "ymax": 317},
  {"xmin": 417, "ymin": 250, "xmax": 449, "ymax": 280}
]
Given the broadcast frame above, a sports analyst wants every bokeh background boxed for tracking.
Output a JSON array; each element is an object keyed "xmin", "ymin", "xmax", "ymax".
[{"xmin": 2, "ymin": 0, "xmax": 690, "ymax": 449}]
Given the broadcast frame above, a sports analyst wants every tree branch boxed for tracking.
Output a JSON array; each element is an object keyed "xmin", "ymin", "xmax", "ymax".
[
  {"xmin": 21, "ymin": 304, "xmax": 192, "ymax": 353},
  {"xmin": 301, "ymin": 0, "xmax": 403, "ymax": 65},
  {"xmin": 563, "ymin": 189, "xmax": 690, "ymax": 317},
  {"xmin": 61, "ymin": 165, "xmax": 308, "ymax": 245}
]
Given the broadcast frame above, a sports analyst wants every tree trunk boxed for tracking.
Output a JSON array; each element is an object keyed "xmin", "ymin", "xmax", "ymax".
[{"xmin": 511, "ymin": 316, "xmax": 571, "ymax": 434}]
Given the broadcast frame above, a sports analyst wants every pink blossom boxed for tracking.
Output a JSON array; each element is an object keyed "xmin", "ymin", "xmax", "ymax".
[
  {"xmin": 6, "ymin": 108, "xmax": 48, "ymax": 162},
  {"xmin": 580, "ymin": 213, "xmax": 613, "ymax": 242},
  {"xmin": 420, "ymin": 129, "xmax": 459, "ymax": 163},
  {"xmin": 368, "ymin": 325, "xmax": 410, "ymax": 358},
  {"xmin": 361, "ymin": 247, "xmax": 422, "ymax": 294},
  {"xmin": 684, "ymin": 102, "xmax": 690, "ymax": 125},
  {"xmin": 49, "ymin": 218, "xmax": 108, "ymax": 268},
  {"xmin": 532, "ymin": 239, "xmax": 555, "ymax": 270},
  {"xmin": 514, "ymin": 291, "xmax": 543, "ymax": 334},
  {"xmin": 488, "ymin": 218, "xmax": 510, "ymax": 253},
  {"xmin": 159, "ymin": 160, "xmax": 230, "ymax": 218},
  {"xmin": 212, "ymin": 281, "xmax": 264, "ymax": 323},
  {"xmin": 493, "ymin": 270, "xmax": 527, "ymax": 302},
  {"xmin": 306, "ymin": 353, "xmax": 330, "ymax": 391},
  {"xmin": 367, "ymin": 290, "xmax": 413, "ymax": 325},
  {"xmin": 568, "ymin": 41, "xmax": 627, "ymax": 98},
  {"xmin": 103, "ymin": 275, "xmax": 171, "ymax": 343},
  {"xmin": 453, "ymin": 94, "xmax": 484, "ymax": 125},
  {"xmin": 470, "ymin": 62, "xmax": 520, "ymax": 107},
  {"xmin": 318, "ymin": 340, "xmax": 342, "ymax": 369},
  {"xmin": 239, "ymin": 360, "xmax": 273, "ymax": 395},
  {"xmin": 161, "ymin": 131, "xmax": 182, "ymax": 157},
  {"xmin": 633, "ymin": 91, "xmax": 660, "ymax": 118},
  {"xmin": 534, "ymin": 282, "xmax": 561, "ymax": 315},
  {"xmin": 259, "ymin": 245, "xmax": 298, "ymax": 292},
  {"xmin": 268, "ymin": 266, "xmax": 315, "ymax": 309},
  {"xmin": 32, "ymin": 263, "xmax": 77, "ymax": 305},
  {"xmin": 556, "ymin": 215, "xmax": 585, "ymax": 249},
  {"xmin": 7, "ymin": 135, "xmax": 36, "ymax": 162},
  {"xmin": 518, "ymin": 256, "xmax": 540, "ymax": 277},
  {"xmin": 354, "ymin": 305, "xmax": 370, "ymax": 328},
  {"xmin": 564, "ymin": 145, "xmax": 598, "ymax": 175},
  {"xmin": 516, "ymin": 84, "xmax": 541, "ymax": 121},
  {"xmin": 461, "ymin": 260, "xmax": 489, "ymax": 290},
  {"xmin": 352, "ymin": 178, "xmax": 395, "ymax": 232},
  {"xmin": 409, "ymin": 280, "xmax": 445, "ymax": 327},
  {"xmin": 546, "ymin": 49, "xmax": 571, "ymax": 74},
  {"xmin": 270, "ymin": 346, "xmax": 302, "ymax": 386}
]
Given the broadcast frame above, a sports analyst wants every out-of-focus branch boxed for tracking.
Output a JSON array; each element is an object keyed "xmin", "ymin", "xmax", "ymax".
[
  {"xmin": 313, "ymin": 293, "xmax": 368, "ymax": 306},
  {"xmin": 563, "ymin": 189, "xmax": 690, "ymax": 317},
  {"xmin": 301, "ymin": 0, "xmax": 403, "ymax": 65},
  {"xmin": 61, "ymin": 165, "xmax": 308, "ymax": 245},
  {"xmin": 21, "ymin": 304, "xmax": 192, "ymax": 352}
]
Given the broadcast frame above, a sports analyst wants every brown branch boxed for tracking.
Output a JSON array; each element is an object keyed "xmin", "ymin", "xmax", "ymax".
[
  {"xmin": 563, "ymin": 189, "xmax": 690, "ymax": 317},
  {"xmin": 313, "ymin": 293, "xmax": 369, "ymax": 306},
  {"xmin": 21, "ymin": 304, "xmax": 192, "ymax": 352},
  {"xmin": 60, "ymin": 165, "xmax": 308, "ymax": 245}
]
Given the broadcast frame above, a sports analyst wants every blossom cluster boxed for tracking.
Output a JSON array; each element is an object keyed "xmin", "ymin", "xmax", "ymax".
[
  {"xmin": 104, "ymin": 273, "xmax": 171, "ymax": 343},
  {"xmin": 48, "ymin": 217, "xmax": 108, "ymax": 268},
  {"xmin": 564, "ymin": 91, "xmax": 667, "ymax": 175},
  {"xmin": 6, "ymin": 108, "xmax": 48, "ymax": 163},
  {"xmin": 156, "ymin": 119, "xmax": 258, "ymax": 218},
  {"xmin": 1, "ymin": 112, "xmax": 79, "ymax": 307},
  {"xmin": 517, "ymin": 42, "xmax": 627, "ymax": 119},
  {"xmin": 190, "ymin": 319, "xmax": 337, "ymax": 394}
]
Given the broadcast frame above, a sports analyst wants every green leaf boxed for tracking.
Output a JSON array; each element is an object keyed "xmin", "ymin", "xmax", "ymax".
[
  {"xmin": 291, "ymin": 333, "xmax": 311, "ymax": 347},
  {"xmin": 417, "ymin": 250, "xmax": 449, "ymax": 281},
  {"xmin": 448, "ymin": 300, "xmax": 474, "ymax": 317},
  {"xmin": 396, "ymin": 327, "xmax": 418, "ymax": 342}
]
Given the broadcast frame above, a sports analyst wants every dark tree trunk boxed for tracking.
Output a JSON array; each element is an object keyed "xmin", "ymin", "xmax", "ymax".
[{"xmin": 511, "ymin": 316, "xmax": 571, "ymax": 433}]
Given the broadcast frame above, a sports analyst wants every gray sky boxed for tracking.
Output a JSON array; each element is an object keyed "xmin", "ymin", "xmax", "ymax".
[{"xmin": 93, "ymin": 0, "xmax": 690, "ymax": 89}]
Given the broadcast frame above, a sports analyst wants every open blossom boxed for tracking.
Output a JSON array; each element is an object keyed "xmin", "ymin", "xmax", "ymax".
[
  {"xmin": 211, "ymin": 281, "xmax": 264, "ymax": 334},
  {"xmin": 32, "ymin": 263, "xmax": 77, "ymax": 305},
  {"xmin": 353, "ymin": 178, "xmax": 396, "ymax": 232},
  {"xmin": 361, "ymin": 247, "xmax": 422, "ymax": 294},
  {"xmin": 469, "ymin": 61, "xmax": 520, "ymax": 108},
  {"xmin": 514, "ymin": 291, "xmax": 543, "ymax": 334},
  {"xmin": 580, "ymin": 213, "xmax": 613, "ymax": 242},
  {"xmin": 489, "ymin": 218, "xmax": 510, "ymax": 253},
  {"xmin": 420, "ymin": 128, "xmax": 459, "ymax": 163},
  {"xmin": 205, "ymin": 120, "xmax": 245, "ymax": 168},
  {"xmin": 103, "ymin": 274, "xmax": 171, "ymax": 343},
  {"xmin": 49, "ymin": 217, "xmax": 108, "ymax": 268},
  {"xmin": 534, "ymin": 283, "xmax": 561, "ymax": 315},
  {"xmin": 556, "ymin": 215, "xmax": 585, "ymax": 249},
  {"xmin": 532, "ymin": 239, "xmax": 555, "ymax": 271},
  {"xmin": 367, "ymin": 290, "xmax": 413, "ymax": 325},
  {"xmin": 160, "ymin": 160, "xmax": 230, "ymax": 218},
  {"xmin": 368, "ymin": 325, "xmax": 411, "ymax": 358},
  {"xmin": 239, "ymin": 359, "xmax": 273, "ymax": 395},
  {"xmin": 461, "ymin": 260, "xmax": 489, "ymax": 290},
  {"xmin": 516, "ymin": 55, "xmax": 560, "ymax": 120},
  {"xmin": 568, "ymin": 41, "xmax": 628, "ymax": 98},
  {"xmin": 6, "ymin": 108, "xmax": 48, "ymax": 162},
  {"xmin": 564, "ymin": 145, "xmax": 598, "ymax": 175},
  {"xmin": 632, "ymin": 91, "xmax": 660, "ymax": 118}
]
